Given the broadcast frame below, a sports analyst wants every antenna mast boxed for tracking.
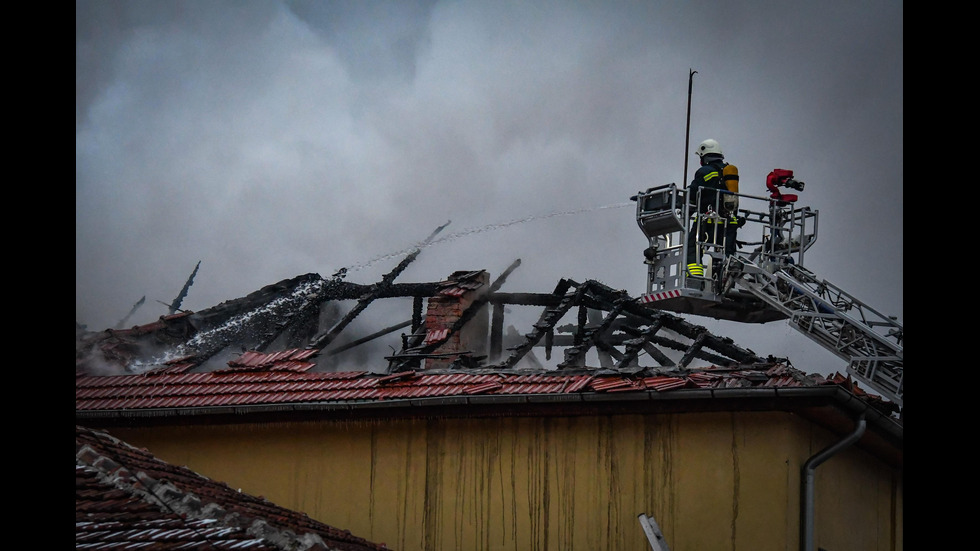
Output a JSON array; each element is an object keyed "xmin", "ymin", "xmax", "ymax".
[{"xmin": 683, "ymin": 69, "xmax": 697, "ymax": 190}]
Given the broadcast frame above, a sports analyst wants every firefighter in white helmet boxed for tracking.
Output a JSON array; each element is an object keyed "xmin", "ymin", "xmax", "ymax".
[{"xmin": 686, "ymin": 139, "xmax": 742, "ymax": 281}]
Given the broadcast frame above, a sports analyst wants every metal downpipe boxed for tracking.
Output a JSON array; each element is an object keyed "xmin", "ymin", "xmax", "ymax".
[{"xmin": 801, "ymin": 412, "xmax": 866, "ymax": 551}]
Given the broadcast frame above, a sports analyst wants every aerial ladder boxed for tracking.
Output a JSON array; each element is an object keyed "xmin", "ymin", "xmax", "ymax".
[{"xmin": 631, "ymin": 171, "xmax": 903, "ymax": 409}]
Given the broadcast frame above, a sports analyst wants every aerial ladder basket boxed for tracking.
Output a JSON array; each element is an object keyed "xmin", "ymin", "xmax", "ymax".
[
  {"xmin": 631, "ymin": 178, "xmax": 902, "ymax": 408},
  {"xmin": 633, "ymin": 182, "xmax": 815, "ymax": 323}
]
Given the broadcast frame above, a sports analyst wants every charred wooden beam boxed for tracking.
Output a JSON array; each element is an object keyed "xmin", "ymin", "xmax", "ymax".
[
  {"xmin": 310, "ymin": 222, "xmax": 449, "ymax": 351},
  {"xmin": 616, "ymin": 319, "xmax": 666, "ymax": 368},
  {"xmin": 558, "ymin": 294, "xmax": 629, "ymax": 369},
  {"xmin": 115, "ymin": 296, "xmax": 146, "ymax": 330},
  {"xmin": 488, "ymin": 292, "xmax": 564, "ymax": 306},
  {"xmin": 490, "ymin": 302, "xmax": 505, "ymax": 362},
  {"xmin": 678, "ymin": 331, "xmax": 710, "ymax": 367},
  {"xmin": 495, "ymin": 279, "xmax": 577, "ymax": 370},
  {"xmin": 589, "ymin": 308, "xmax": 615, "ymax": 368},
  {"xmin": 168, "ymin": 261, "xmax": 201, "ymax": 315},
  {"xmin": 642, "ymin": 342, "xmax": 676, "ymax": 367},
  {"xmin": 507, "ymin": 326, "xmax": 544, "ymax": 369},
  {"xmin": 412, "ymin": 296, "xmax": 424, "ymax": 333},
  {"xmin": 322, "ymin": 319, "xmax": 413, "ymax": 358}
]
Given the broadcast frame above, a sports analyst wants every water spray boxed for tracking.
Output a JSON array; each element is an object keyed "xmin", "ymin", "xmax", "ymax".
[{"xmin": 337, "ymin": 201, "xmax": 633, "ymax": 275}]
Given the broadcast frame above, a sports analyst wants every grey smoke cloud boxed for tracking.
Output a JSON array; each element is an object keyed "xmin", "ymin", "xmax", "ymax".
[{"xmin": 76, "ymin": 0, "xmax": 902, "ymax": 378}]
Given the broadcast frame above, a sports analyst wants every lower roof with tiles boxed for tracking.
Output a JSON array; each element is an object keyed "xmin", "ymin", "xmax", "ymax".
[{"xmin": 76, "ymin": 424, "xmax": 390, "ymax": 551}]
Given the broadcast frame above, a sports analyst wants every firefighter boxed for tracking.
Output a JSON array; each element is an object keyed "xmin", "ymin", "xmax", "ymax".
[{"xmin": 686, "ymin": 138, "xmax": 742, "ymax": 279}]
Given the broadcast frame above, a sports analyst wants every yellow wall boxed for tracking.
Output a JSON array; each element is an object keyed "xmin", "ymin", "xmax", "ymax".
[{"xmin": 107, "ymin": 411, "xmax": 901, "ymax": 551}]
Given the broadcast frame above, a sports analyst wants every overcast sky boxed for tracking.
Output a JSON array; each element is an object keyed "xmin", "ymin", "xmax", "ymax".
[{"xmin": 76, "ymin": 0, "xmax": 903, "ymax": 378}]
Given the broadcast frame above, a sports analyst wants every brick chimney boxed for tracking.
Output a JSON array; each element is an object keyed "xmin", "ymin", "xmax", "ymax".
[{"xmin": 423, "ymin": 270, "xmax": 489, "ymax": 370}]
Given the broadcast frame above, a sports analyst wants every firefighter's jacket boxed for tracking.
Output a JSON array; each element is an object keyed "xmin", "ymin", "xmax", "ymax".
[{"xmin": 689, "ymin": 157, "xmax": 732, "ymax": 217}]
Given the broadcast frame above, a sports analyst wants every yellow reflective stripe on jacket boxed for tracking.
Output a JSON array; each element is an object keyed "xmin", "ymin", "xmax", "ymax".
[
  {"xmin": 703, "ymin": 171, "xmax": 720, "ymax": 182},
  {"xmin": 699, "ymin": 215, "xmax": 738, "ymax": 224}
]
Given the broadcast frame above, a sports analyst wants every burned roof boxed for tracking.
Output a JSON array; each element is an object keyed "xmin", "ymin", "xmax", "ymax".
[
  {"xmin": 76, "ymin": 262, "xmax": 901, "ymax": 419},
  {"xmin": 76, "ymin": 265, "xmax": 777, "ymax": 376}
]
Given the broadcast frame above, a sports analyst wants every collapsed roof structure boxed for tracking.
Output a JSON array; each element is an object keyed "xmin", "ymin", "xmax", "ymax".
[
  {"xmin": 75, "ymin": 235, "xmax": 897, "ymax": 419},
  {"xmin": 76, "ymin": 261, "xmax": 774, "ymax": 378}
]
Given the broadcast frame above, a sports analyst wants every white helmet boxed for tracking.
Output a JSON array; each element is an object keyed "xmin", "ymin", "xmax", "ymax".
[{"xmin": 696, "ymin": 139, "xmax": 723, "ymax": 158}]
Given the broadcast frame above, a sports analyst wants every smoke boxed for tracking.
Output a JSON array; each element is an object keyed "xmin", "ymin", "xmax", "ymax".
[{"xmin": 76, "ymin": 1, "xmax": 902, "ymax": 379}]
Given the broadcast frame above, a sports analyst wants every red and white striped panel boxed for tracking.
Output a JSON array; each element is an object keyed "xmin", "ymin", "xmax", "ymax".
[{"xmin": 639, "ymin": 290, "xmax": 681, "ymax": 303}]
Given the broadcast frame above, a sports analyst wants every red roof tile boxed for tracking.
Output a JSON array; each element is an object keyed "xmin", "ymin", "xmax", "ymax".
[
  {"xmin": 423, "ymin": 328, "xmax": 450, "ymax": 345},
  {"xmin": 642, "ymin": 376, "xmax": 688, "ymax": 391}
]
